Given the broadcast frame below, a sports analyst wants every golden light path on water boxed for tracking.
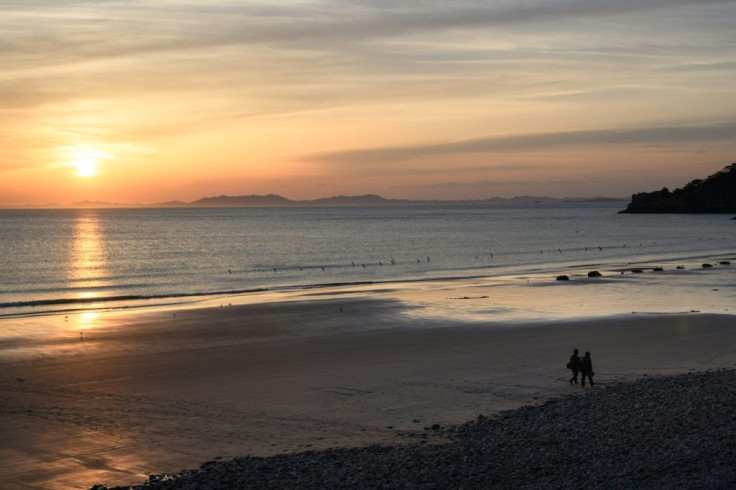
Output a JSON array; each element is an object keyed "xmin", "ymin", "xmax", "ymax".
[{"xmin": 69, "ymin": 212, "xmax": 110, "ymax": 303}]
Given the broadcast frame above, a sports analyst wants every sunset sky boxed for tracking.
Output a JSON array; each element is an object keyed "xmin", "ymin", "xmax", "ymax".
[{"xmin": 2, "ymin": 0, "xmax": 736, "ymax": 205}]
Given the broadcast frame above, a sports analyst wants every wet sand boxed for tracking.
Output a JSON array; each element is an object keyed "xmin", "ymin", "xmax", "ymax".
[{"xmin": 1, "ymin": 292, "xmax": 735, "ymax": 489}]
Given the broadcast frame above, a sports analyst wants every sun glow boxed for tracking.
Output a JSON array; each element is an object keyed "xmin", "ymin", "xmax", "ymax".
[
  {"xmin": 67, "ymin": 149, "xmax": 112, "ymax": 178},
  {"xmin": 75, "ymin": 156, "xmax": 97, "ymax": 177}
]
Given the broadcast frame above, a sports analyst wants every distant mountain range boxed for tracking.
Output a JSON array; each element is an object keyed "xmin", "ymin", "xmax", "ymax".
[
  {"xmin": 620, "ymin": 163, "xmax": 736, "ymax": 214},
  {"xmin": 5, "ymin": 194, "xmax": 626, "ymax": 209},
  {"xmin": 155, "ymin": 194, "xmax": 625, "ymax": 208}
]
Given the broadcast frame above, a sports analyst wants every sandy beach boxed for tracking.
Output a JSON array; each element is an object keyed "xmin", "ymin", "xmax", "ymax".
[
  {"xmin": 1, "ymin": 277, "xmax": 735, "ymax": 489},
  {"xmin": 4, "ymin": 0, "xmax": 736, "ymax": 485}
]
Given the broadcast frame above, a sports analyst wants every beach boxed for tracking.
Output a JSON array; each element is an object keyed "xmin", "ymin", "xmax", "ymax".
[
  {"xmin": 1, "ymin": 266, "xmax": 736, "ymax": 488},
  {"xmin": 93, "ymin": 368, "xmax": 736, "ymax": 489},
  {"xmin": 4, "ymin": 0, "xmax": 736, "ymax": 485}
]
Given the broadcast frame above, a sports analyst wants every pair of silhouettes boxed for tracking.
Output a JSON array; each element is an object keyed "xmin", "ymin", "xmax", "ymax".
[{"xmin": 568, "ymin": 349, "xmax": 594, "ymax": 387}]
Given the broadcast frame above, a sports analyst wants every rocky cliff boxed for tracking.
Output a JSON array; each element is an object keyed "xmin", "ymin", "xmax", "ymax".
[{"xmin": 619, "ymin": 163, "xmax": 736, "ymax": 213}]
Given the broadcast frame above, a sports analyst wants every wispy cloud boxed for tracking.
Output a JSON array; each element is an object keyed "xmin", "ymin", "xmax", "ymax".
[
  {"xmin": 2, "ymin": 0, "xmax": 732, "ymax": 67},
  {"xmin": 660, "ymin": 61, "xmax": 736, "ymax": 72},
  {"xmin": 305, "ymin": 121, "xmax": 736, "ymax": 165}
]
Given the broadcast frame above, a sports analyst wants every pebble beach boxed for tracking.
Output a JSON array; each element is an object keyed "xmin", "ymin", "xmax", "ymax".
[{"xmin": 95, "ymin": 368, "xmax": 736, "ymax": 489}]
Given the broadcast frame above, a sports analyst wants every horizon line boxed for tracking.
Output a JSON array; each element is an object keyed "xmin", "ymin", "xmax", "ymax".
[{"xmin": 0, "ymin": 193, "xmax": 628, "ymax": 210}]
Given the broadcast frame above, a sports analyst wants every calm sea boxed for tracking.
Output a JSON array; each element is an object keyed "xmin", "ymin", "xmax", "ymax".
[{"xmin": 1, "ymin": 203, "xmax": 734, "ymax": 317}]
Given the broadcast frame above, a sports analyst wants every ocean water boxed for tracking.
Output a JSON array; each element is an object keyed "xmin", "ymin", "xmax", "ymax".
[{"xmin": 0, "ymin": 203, "xmax": 734, "ymax": 318}]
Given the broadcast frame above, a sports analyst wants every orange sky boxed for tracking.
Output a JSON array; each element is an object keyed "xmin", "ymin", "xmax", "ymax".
[{"xmin": 2, "ymin": 1, "xmax": 736, "ymax": 205}]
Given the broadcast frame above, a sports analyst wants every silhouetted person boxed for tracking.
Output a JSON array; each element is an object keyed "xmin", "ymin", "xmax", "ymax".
[
  {"xmin": 580, "ymin": 351, "xmax": 594, "ymax": 387},
  {"xmin": 568, "ymin": 348, "xmax": 581, "ymax": 385}
]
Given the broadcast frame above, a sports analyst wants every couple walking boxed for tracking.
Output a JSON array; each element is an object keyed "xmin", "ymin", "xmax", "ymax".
[{"xmin": 567, "ymin": 349, "xmax": 594, "ymax": 387}]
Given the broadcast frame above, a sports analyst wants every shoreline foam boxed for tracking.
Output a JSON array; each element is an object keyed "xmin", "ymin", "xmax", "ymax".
[{"xmin": 1, "ymin": 249, "xmax": 734, "ymax": 323}]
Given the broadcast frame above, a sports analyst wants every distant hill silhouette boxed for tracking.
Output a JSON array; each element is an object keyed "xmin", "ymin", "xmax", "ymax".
[
  {"xmin": 309, "ymin": 194, "xmax": 394, "ymax": 205},
  {"xmin": 179, "ymin": 194, "xmax": 624, "ymax": 207},
  {"xmin": 190, "ymin": 194, "xmax": 293, "ymax": 206},
  {"xmin": 3, "ymin": 194, "xmax": 625, "ymax": 209},
  {"xmin": 619, "ymin": 163, "xmax": 736, "ymax": 213}
]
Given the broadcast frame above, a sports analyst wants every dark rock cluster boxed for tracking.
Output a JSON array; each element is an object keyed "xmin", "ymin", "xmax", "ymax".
[{"xmin": 94, "ymin": 369, "xmax": 736, "ymax": 489}]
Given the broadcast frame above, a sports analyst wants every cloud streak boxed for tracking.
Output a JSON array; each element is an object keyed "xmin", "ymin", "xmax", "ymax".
[
  {"xmin": 305, "ymin": 121, "xmax": 736, "ymax": 165},
  {"xmin": 2, "ymin": 0, "xmax": 732, "ymax": 65}
]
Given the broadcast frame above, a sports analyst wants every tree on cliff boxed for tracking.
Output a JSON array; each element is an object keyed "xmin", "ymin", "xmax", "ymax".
[{"xmin": 619, "ymin": 163, "xmax": 736, "ymax": 213}]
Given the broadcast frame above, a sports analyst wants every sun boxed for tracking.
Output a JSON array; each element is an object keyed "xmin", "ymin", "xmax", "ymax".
[
  {"xmin": 67, "ymin": 149, "xmax": 111, "ymax": 178},
  {"xmin": 74, "ymin": 154, "xmax": 98, "ymax": 177}
]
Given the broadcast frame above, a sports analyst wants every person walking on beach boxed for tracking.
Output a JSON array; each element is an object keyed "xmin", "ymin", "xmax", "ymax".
[
  {"xmin": 568, "ymin": 348, "xmax": 581, "ymax": 385},
  {"xmin": 580, "ymin": 351, "xmax": 594, "ymax": 387}
]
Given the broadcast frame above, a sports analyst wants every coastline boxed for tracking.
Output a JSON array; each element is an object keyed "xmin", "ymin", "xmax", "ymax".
[
  {"xmin": 1, "ymin": 284, "xmax": 735, "ymax": 488},
  {"xmin": 2, "ymin": 203, "xmax": 734, "ymax": 321},
  {"xmin": 2, "ymin": 248, "xmax": 734, "ymax": 323}
]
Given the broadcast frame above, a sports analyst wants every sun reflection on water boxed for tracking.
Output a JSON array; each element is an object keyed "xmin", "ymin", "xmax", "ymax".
[{"xmin": 69, "ymin": 211, "xmax": 110, "ymax": 300}]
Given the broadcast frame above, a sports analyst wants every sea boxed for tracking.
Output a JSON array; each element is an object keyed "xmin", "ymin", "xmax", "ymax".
[{"xmin": 1, "ymin": 203, "xmax": 735, "ymax": 319}]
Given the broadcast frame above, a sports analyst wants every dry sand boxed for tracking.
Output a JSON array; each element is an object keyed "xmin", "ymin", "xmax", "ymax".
[{"xmin": 1, "ymin": 294, "xmax": 735, "ymax": 489}]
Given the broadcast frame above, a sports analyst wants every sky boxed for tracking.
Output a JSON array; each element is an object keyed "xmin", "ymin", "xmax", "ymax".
[{"xmin": 2, "ymin": 0, "xmax": 736, "ymax": 205}]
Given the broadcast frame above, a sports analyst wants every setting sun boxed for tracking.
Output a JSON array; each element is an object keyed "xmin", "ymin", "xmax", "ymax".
[
  {"xmin": 67, "ymin": 149, "xmax": 111, "ymax": 178},
  {"xmin": 75, "ymin": 155, "xmax": 97, "ymax": 177}
]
